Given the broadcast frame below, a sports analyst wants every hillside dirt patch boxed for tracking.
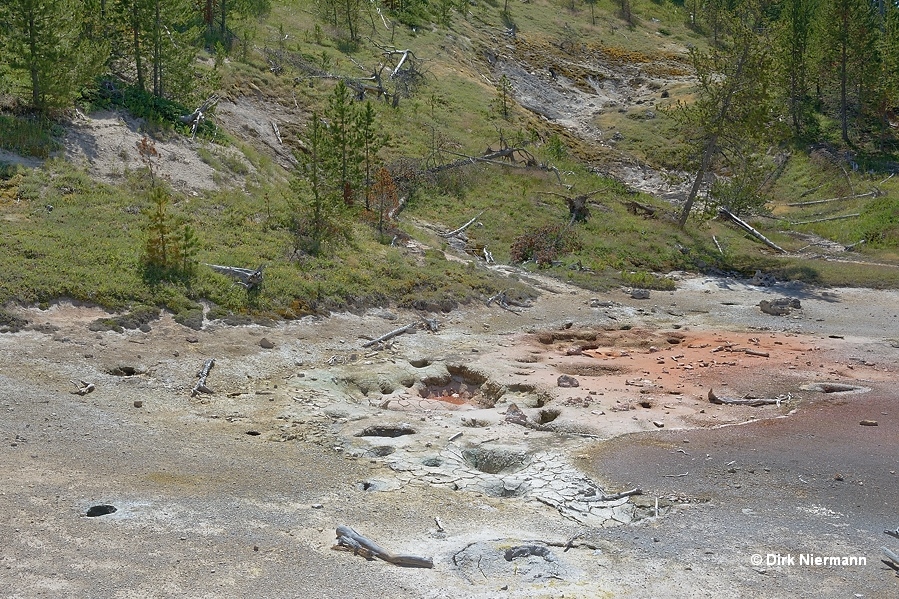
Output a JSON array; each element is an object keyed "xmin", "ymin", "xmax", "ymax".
[{"xmin": 2, "ymin": 272, "xmax": 898, "ymax": 597}]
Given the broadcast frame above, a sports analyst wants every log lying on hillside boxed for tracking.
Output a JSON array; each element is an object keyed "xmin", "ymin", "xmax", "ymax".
[
  {"xmin": 205, "ymin": 264, "xmax": 265, "ymax": 290},
  {"xmin": 718, "ymin": 208, "xmax": 786, "ymax": 254},
  {"xmin": 333, "ymin": 525, "xmax": 434, "ymax": 568}
]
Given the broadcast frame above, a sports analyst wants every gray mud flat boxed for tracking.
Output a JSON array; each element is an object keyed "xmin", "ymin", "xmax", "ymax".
[{"xmin": 1, "ymin": 275, "xmax": 898, "ymax": 598}]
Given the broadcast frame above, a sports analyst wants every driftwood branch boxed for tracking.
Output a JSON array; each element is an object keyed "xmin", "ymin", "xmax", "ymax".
[
  {"xmin": 882, "ymin": 546, "xmax": 899, "ymax": 567},
  {"xmin": 191, "ymin": 358, "xmax": 215, "ymax": 397},
  {"xmin": 718, "ymin": 208, "xmax": 786, "ymax": 254},
  {"xmin": 439, "ymin": 211, "xmax": 484, "ymax": 238},
  {"xmin": 708, "ymin": 388, "xmax": 787, "ymax": 407},
  {"xmin": 333, "ymin": 525, "xmax": 434, "ymax": 568},
  {"xmin": 361, "ymin": 322, "xmax": 417, "ymax": 348},
  {"xmin": 712, "ymin": 235, "xmax": 724, "ymax": 254},
  {"xmin": 486, "ymin": 290, "xmax": 520, "ymax": 314}
]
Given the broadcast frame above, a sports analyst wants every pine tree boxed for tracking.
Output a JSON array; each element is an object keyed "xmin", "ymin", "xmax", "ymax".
[
  {"xmin": 774, "ymin": 0, "xmax": 819, "ymax": 137},
  {"xmin": 291, "ymin": 114, "xmax": 348, "ymax": 256},
  {"xmin": 324, "ymin": 80, "xmax": 362, "ymax": 206},
  {"xmin": 817, "ymin": 0, "xmax": 878, "ymax": 143},
  {"xmin": 675, "ymin": 0, "xmax": 781, "ymax": 226},
  {"xmin": 0, "ymin": 0, "xmax": 108, "ymax": 112}
]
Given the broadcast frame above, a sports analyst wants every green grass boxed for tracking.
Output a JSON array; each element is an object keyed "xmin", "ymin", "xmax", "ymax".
[
  {"xmin": 0, "ymin": 115, "xmax": 62, "ymax": 158},
  {"xmin": 1, "ymin": 0, "xmax": 898, "ymax": 324}
]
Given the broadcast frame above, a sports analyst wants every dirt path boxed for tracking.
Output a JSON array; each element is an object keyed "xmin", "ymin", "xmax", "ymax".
[{"xmin": 1, "ymin": 272, "xmax": 897, "ymax": 597}]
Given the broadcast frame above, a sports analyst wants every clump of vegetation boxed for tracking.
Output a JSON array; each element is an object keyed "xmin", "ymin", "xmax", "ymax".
[
  {"xmin": 88, "ymin": 305, "xmax": 160, "ymax": 333},
  {"xmin": 510, "ymin": 224, "xmax": 582, "ymax": 267},
  {"xmin": 620, "ymin": 270, "xmax": 676, "ymax": 291}
]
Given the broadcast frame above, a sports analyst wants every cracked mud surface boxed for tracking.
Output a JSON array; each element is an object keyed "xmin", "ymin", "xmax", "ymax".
[{"xmin": 1, "ymin": 272, "xmax": 898, "ymax": 597}]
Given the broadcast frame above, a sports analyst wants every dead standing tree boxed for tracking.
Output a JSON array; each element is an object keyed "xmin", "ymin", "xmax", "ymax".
[{"xmin": 536, "ymin": 189, "xmax": 603, "ymax": 224}]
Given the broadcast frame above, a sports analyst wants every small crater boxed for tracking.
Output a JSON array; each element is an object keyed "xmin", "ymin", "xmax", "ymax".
[
  {"xmin": 461, "ymin": 417, "xmax": 491, "ymax": 428},
  {"xmin": 462, "ymin": 447, "xmax": 530, "ymax": 475},
  {"xmin": 638, "ymin": 399, "xmax": 654, "ymax": 409},
  {"xmin": 107, "ymin": 365, "xmax": 143, "ymax": 376},
  {"xmin": 421, "ymin": 456, "xmax": 443, "ymax": 467},
  {"xmin": 356, "ymin": 424, "xmax": 416, "ymax": 437},
  {"xmin": 505, "ymin": 545, "xmax": 553, "ymax": 561},
  {"xmin": 800, "ymin": 382, "xmax": 870, "ymax": 394},
  {"xmin": 86, "ymin": 505, "xmax": 117, "ymax": 517},
  {"xmin": 368, "ymin": 445, "xmax": 395, "ymax": 457},
  {"xmin": 409, "ymin": 358, "xmax": 431, "ymax": 368}
]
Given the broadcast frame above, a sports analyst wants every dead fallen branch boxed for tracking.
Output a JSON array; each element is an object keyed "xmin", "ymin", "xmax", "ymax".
[
  {"xmin": 708, "ymin": 388, "xmax": 787, "ymax": 407},
  {"xmin": 439, "ymin": 211, "xmax": 484, "ymax": 238},
  {"xmin": 205, "ymin": 264, "xmax": 265, "ymax": 289},
  {"xmin": 787, "ymin": 189, "xmax": 880, "ymax": 207},
  {"xmin": 792, "ymin": 213, "xmax": 860, "ymax": 225},
  {"xmin": 581, "ymin": 488, "xmax": 643, "ymax": 502},
  {"xmin": 179, "ymin": 95, "xmax": 219, "ymax": 138},
  {"xmin": 361, "ymin": 322, "xmax": 417, "ymax": 348},
  {"xmin": 191, "ymin": 358, "xmax": 215, "ymax": 398},
  {"xmin": 70, "ymin": 380, "xmax": 95, "ymax": 396},
  {"xmin": 718, "ymin": 208, "xmax": 786, "ymax": 254},
  {"xmin": 333, "ymin": 525, "xmax": 434, "ymax": 568},
  {"xmin": 486, "ymin": 290, "xmax": 520, "ymax": 314},
  {"xmin": 882, "ymin": 546, "xmax": 899, "ymax": 567}
]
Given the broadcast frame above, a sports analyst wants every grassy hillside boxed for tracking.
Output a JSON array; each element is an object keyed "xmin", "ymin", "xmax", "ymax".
[{"xmin": 1, "ymin": 0, "xmax": 899, "ymax": 325}]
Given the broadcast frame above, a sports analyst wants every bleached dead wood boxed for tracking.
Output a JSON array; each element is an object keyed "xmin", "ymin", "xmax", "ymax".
[
  {"xmin": 179, "ymin": 95, "xmax": 219, "ymax": 138},
  {"xmin": 271, "ymin": 121, "xmax": 282, "ymax": 145},
  {"xmin": 439, "ymin": 211, "xmax": 484, "ymax": 238},
  {"xmin": 333, "ymin": 525, "xmax": 434, "ymax": 568},
  {"xmin": 70, "ymin": 380, "xmax": 95, "ymax": 396},
  {"xmin": 792, "ymin": 213, "xmax": 860, "ymax": 225},
  {"xmin": 713, "ymin": 235, "xmax": 724, "ymax": 255},
  {"xmin": 787, "ymin": 190, "xmax": 879, "ymax": 207},
  {"xmin": 718, "ymin": 208, "xmax": 786, "ymax": 254},
  {"xmin": 581, "ymin": 487, "xmax": 643, "ymax": 502},
  {"xmin": 361, "ymin": 322, "xmax": 417, "ymax": 348},
  {"xmin": 882, "ymin": 546, "xmax": 899, "ymax": 567},
  {"xmin": 205, "ymin": 264, "xmax": 265, "ymax": 289},
  {"xmin": 191, "ymin": 358, "xmax": 215, "ymax": 397},
  {"xmin": 486, "ymin": 290, "xmax": 520, "ymax": 314},
  {"xmin": 708, "ymin": 388, "xmax": 787, "ymax": 407}
]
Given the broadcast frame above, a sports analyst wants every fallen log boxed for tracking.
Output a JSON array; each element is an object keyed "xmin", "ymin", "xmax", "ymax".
[
  {"xmin": 439, "ymin": 211, "xmax": 484, "ymax": 238},
  {"xmin": 205, "ymin": 263, "xmax": 265, "ymax": 289},
  {"xmin": 191, "ymin": 358, "xmax": 215, "ymax": 397},
  {"xmin": 787, "ymin": 190, "xmax": 879, "ymax": 207},
  {"xmin": 718, "ymin": 208, "xmax": 786, "ymax": 254},
  {"xmin": 708, "ymin": 388, "xmax": 786, "ymax": 407},
  {"xmin": 333, "ymin": 525, "xmax": 434, "ymax": 568},
  {"xmin": 792, "ymin": 213, "xmax": 860, "ymax": 225},
  {"xmin": 581, "ymin": 487, "xmax": 643, "ymax": 502},
  {"xmin": 882, "ymin": 546, "xmax": 899, "ymax": 567},
  {"xmin": 361, "ymin": 322, "xmax": 417, "ymax": 348},
  {"xmin": 179, "ymin": 95, "xmax": 219, "ymax": 138}
]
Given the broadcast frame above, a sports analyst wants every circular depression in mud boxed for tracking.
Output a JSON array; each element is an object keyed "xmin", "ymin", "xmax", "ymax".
[{"xmin": 461, "ymin": 447, "xmax": 531, "ymax": 475}]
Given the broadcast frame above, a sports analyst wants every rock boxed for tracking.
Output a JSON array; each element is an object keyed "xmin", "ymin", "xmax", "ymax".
[
  {"xmin": 859, "ymin": 420, "xmax": 878, "ymax": 426},
  {"xmin": 186, "ymin": 336, "xmax": 199, "ymax": 343},
  {"xmin": 259, "ymin": 337, "xmax": 275, "ymax": 349},
  {"xmin": 133, "ymin": 400, "xmax": 143, "ymax": 408},
  {"xmin": 631, "ymin": 289, "xmax": 650, "ymax": 300},
  {"xmin": 311, "ymin": 503, "xmax": 323, "ymax": 509},
  {"xmin": 557, "ymin": 374, "xmax": 580, "ymax": 388},
  {"xmin": 652, "ymin": 421, "xmax": 664, "ymax": 428}
]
